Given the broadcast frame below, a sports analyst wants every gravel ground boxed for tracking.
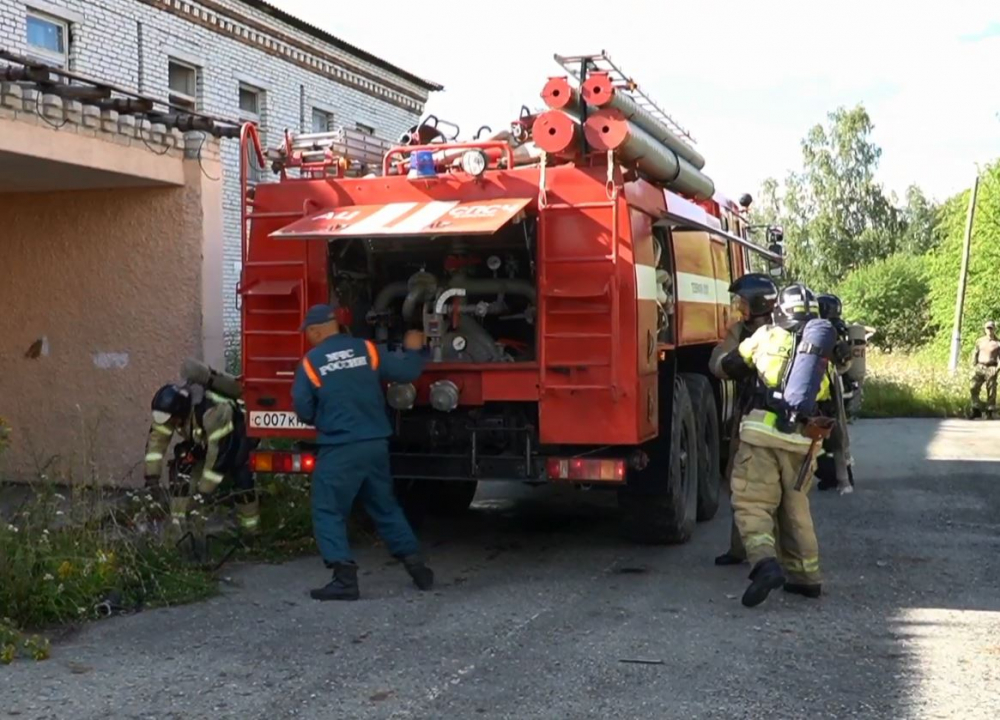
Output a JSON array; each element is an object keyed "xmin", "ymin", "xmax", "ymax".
[{"xmin": 3, "ymin": 419, "xmax": 1000, "ymax": 719}]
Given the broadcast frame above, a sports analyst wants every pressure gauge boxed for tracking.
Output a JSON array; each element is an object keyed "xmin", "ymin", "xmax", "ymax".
[
  {"xmin": 452, "ymin": 335, "xmax": 468, "ymax": 352},
  {"xmin": 487, "ymin": 255, "xmax": 502, "ymax": 272}
]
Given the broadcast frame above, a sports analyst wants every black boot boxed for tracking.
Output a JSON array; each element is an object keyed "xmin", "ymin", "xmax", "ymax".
[
  {"xmin": 741, "ymin": 558, "xmax": 785, "ymax": 608},
  {"xmin": 401, "ymin": 555, "xmax": 434, "ymax": 591},
  {"xmin": 784, "ymin": 583, "xmax": 822, "ymax": 599},
  {"xmin": 715, "ymin": 552, "xmax": 744, "ymax": 566},
  {"xmin": 310, "ymin": 562, "xmax": 360, "ymax": 601}
]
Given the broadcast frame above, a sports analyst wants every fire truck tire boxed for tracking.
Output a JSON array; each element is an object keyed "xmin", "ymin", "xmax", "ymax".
[
  {"xmin": 617, "ymin": 376, "xmax": 699, "ymax": 545},
  {"xmin": 424, "ymin": 480, "xmax": 479, "ymax": 516},
  {"xmin": 680, "ymin": 373, "xmax": 722, "ymax": 522}
]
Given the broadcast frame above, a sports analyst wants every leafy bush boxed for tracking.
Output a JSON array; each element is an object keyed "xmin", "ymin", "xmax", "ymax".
[
  {"xmin": 927, "ymin": 160, "xmax": 1000, "ymax": 356},
  {"xmin": 839, "ymin": 253, "xmax": 934, "ymax": 352}
]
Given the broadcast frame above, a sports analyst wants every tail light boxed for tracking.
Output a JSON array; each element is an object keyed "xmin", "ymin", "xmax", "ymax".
[
  {"xmin": 251, "ymin": 451, "xmax": 316, "ymax": 474},
  {"xmin": 545, "ymin": 457, "xmax": 626, "ymax": 483}
]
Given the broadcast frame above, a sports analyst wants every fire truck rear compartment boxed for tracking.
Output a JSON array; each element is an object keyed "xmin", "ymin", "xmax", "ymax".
[{"xmin": 330, "ymin": 216, "xmax": 538, "ymax": 364}]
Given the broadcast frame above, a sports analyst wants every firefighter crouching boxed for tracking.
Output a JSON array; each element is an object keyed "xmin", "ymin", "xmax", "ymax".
[
  {"xmin": 292, "ymin": 303, "xmax": 433, "ymax": 602},
  {"xmin": 815, "ymin": 293, "xmax": 855, "ymax": 493},
  {"xmin": 143, "ymin": 360, "xmax": 260, "ymax": 536},
  {"xmin": 709, "ymin": 273, "xmax": 779, "ymax": 567},
  {"xmin": 969, "ymin": 320, "xmax": 1000, "ymax": 419},
  {"xmin": 717, "ymin": 285, "xmax": 833, "ymax": 607}
]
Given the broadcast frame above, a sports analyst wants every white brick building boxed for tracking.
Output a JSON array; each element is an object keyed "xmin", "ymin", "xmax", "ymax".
[{"xmin": 0, "ymin": 0, "xmax": 439, "ymax": 355}]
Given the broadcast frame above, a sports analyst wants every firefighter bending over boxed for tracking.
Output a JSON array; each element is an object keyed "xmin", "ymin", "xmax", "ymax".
[
  {"xmin": 143, "ymin": 370, "xmax": 260, "ymax": 535},
  {"xmin": 970, "ymin": 320, "xmax": 1000, "ymax": 419},
  {"xmin": 717, "ymin": 285, "xmax": 832, "ymax": 607},
  {"xmin": 292, "ymin": 303, "xmax": 434, "ymax": 602},
  {"xmin": 709, "ymin": 273, "xmax": 779, "ymax": 567}
]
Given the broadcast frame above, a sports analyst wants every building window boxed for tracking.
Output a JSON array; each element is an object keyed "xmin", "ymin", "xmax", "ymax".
[
  {"xmin": 311, "ymin": 108, "xmax": 333, "ymax": 133},
  {"xmin": 168, "ymin": 59, "xmax": 199, "ymax": 111},
  {"xmin": 239, "ymin": 83, "xmax": 262, "ymax": 123},
  {"xmin": 25, "ymin": 10, "xmax": 69, "ymax": 68},
  {"xmin": 356, "ymin": 122, "xmax": 374, "ymax": 136},
  {"xmin": 239, "ymin": 84, "xmax": 266, "ymax": 182}
]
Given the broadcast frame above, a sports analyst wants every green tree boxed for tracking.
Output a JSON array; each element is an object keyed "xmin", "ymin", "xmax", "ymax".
[
  {"xmin": 839, "ymin": 253, "xmax": 934, "ymax": 352},
  {"xmin": 755, "ymin": 105, "xmax": 904, "ymax": 291},
  {"xmin": 926, "ymin": 160, "xmax": 1000, "ymax": 357},
  {"xmin": 899, "ymin": 185, "xmax": 941, "ymax": 255}
]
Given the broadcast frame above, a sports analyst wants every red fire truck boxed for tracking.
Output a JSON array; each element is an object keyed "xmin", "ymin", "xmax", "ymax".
[{"xmin": 238, "ymin": 52, "xmax": 782, "ymax": 544}]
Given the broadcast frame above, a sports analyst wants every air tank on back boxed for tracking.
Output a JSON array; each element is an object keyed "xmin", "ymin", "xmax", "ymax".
[{"xmin": 181, "ymin": 358, "xmax": 243, "ymax": 400}]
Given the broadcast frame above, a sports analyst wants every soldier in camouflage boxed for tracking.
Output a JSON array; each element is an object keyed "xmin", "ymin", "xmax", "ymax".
[{"xmin": 969, "ymin": 321, "xmax": 1000, "ymax": 419}]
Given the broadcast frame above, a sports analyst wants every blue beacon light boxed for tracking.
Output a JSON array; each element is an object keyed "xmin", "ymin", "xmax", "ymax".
[{"xmin": 408, "ymin": 150, "xmax": 436, "ymax": 179}]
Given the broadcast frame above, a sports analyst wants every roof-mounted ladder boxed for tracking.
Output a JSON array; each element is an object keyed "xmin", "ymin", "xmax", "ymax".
[{"xmin": 553, "ymin": 50, "xmax": 697, "ymax": 144}]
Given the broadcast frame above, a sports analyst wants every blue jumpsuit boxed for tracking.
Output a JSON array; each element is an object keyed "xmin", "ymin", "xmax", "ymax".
[{"xmin": 292, "ymin": 335, "xmax": 425, "ymax": 565}]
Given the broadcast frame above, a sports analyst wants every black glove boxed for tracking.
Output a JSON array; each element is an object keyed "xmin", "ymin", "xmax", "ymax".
[
  {"xmin": 719, "ymin": 349, "xmax": 754, "ymax": 381},
  {"xmin": 833, "ymin": 341, "xmax": 851, "ymax": 368}
]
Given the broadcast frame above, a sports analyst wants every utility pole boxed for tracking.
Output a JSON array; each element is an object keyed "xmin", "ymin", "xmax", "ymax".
[{"xmin": 949, "ymin": 175, "xmax": 980, "ymax": 373}]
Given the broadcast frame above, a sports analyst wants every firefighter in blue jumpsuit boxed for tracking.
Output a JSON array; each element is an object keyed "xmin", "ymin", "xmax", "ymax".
[{"xmin": 292, "ymin": 304, "xmax": 434, "ymax": 601}]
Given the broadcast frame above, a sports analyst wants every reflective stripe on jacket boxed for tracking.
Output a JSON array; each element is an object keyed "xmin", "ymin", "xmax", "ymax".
[{"xmin": 738, "ymin": 408, "xmax": 814, "ymax": 454}]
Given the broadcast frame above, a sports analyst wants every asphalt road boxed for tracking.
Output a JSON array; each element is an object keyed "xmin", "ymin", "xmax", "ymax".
[{"xmin": 4, "ymin": 419, "xmax": 1000, "ymax": 719}]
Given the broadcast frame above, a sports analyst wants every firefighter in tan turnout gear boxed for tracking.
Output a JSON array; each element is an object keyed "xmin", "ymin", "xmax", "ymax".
[
  {"xmin": 143, "ymin": 361, "xmax": 260, "ymax": 535},
  {"xmin": 709, "ymin": 273, "xmax": 779, "ymax": 567},
  {"xmin": 717, "ymin": 285, "xmax": 833, "ymax": 607},
  {"xmin": 969, "ymin": 321, "xmax": 1000, "ymax": 419}
]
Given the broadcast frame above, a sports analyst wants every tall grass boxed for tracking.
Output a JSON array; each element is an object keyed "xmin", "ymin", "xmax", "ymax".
[
  {"xmin": 859, "ymin": 352, "xmax": 968, "ymax": 418},
  {"xmin": 0, "ymin": 481, "xmax": 218, "ymax": 662},
  {"xmin": 0, "ymin": 417, "xmax": 328, "ymax": 664}
]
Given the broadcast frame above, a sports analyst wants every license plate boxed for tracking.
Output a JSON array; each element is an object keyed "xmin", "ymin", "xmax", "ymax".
[{"xmin": 248, "ymin": 411, "xmax": 313, "ymax": 430}]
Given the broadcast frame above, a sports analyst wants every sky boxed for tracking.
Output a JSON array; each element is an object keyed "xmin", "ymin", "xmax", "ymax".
[{"xmin": 268, "ymin": 0, "xmax": 999, "ymax": 203}]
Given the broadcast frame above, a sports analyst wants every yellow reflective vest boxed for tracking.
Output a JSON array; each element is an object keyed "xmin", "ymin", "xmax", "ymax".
[{"xmin": 735, "ymin": 324, "xmax": 831, "ymax": 454}]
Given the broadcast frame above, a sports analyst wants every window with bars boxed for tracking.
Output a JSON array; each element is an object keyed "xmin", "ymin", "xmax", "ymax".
[
  {"xmin": 26, "ymin": 10, "xmax": 69, "ymax": 68},
  {"xmin": 168, "ymin": 60, "xmax": 199, "ymax": 111}
]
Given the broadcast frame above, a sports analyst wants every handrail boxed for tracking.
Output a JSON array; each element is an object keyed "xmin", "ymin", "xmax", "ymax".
[
  {"xmin": 239, "ymin": 122, "xmax": 267, "ymax": 267},
  {"xmin": 382, "ymin": 141, "xmax": 515, "ymax": 176}
]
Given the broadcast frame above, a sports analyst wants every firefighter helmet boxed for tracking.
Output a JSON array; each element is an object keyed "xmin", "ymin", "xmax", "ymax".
[
  {"xmin": 151, "ymin": 383, "xmax": 191, "ymax": 425},
  {"xmin": 817, "ymin": 293, "xmax": 843, "ymax": 321},
  {"xmin": 775, "ymin": 284, "xmax": 817, "ymax": 328},
  {"xmin": 728, "ymin": 273, "xmax": 779, "ymax": 318}
]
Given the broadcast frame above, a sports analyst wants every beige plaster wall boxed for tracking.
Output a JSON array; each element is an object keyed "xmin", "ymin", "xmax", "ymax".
[{"xmin": 0, "ymin": 161, "xmax": 225, "ymax": 485}]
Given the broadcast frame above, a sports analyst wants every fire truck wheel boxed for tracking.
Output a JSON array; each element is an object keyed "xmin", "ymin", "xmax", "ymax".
[
  {"xmin": 424, "ymin": 480, "xmax": 479, "ymax": 516},
  {"xmin": 617, "ymin": 376, "xmax": 699, "ymax": 545},
  {"xmin": 680, "ymin": 373, "xmax": 722, "ymax": 522}
]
